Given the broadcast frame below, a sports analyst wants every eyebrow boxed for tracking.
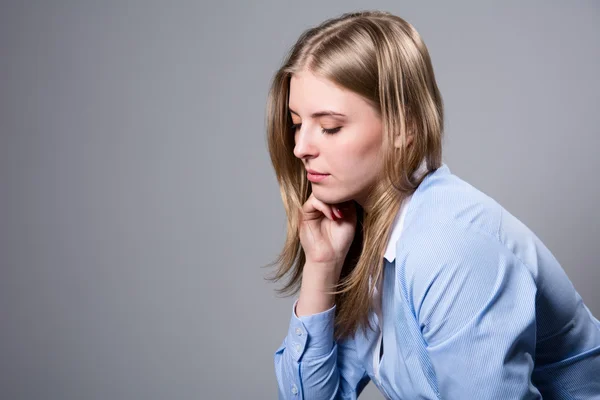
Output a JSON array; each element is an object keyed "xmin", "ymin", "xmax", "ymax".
[{"xmin": 288, "ymin": 108, "xmax": 347, "ymax": 119}]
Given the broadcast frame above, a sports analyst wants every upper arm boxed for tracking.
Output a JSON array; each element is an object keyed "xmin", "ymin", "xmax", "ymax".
[{"xmin": 404, "ymin": 224, "xmax": 541, "ymax": 398}]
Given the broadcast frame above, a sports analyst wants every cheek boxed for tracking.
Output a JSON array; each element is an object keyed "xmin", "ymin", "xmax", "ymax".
[{"xmin": 333, "ymin": 139, "xmax": 382, "ymax": 180}]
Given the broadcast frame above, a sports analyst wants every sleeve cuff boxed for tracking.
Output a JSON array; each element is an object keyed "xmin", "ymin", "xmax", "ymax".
[{"xmin": 285, "ymin": 298, "xmax": 336, "ymax": 362}]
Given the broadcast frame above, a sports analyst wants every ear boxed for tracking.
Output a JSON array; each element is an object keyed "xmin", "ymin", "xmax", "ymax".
[
  {"xmin": 394, "ymin": 110, "xmax": 415, "ymax": 149},
  {"xmin": 394, "ymin": 132, "xmax": 414, "ymax": 149}
]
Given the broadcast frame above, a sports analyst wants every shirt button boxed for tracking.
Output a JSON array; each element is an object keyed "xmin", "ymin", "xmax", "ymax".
[
  {"xmin": 291, "ymin": 384, "xmax": 298, "ymax": 395},
  {"xmin": 295, "ymin": 343, "xmax": 301, "ymax": 352},
  {"xmin": 295, "ymin": 328, "xmax": 302, "ymax": 336}
]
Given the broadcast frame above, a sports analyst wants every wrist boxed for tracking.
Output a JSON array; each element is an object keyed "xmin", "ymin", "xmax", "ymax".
[
  {"xmin": 295, "ymin": 290, "xmax": 335, "ymax": 317},
  {"xmin": 302, "ymin": 260, "xmax": 342, "ymax": 284},
  {"xmin": 296, "ymin": 261, "xmax": 342, "ymax": 316}
]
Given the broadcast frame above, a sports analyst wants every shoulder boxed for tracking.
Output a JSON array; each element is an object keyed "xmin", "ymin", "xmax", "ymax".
[
  {"xmin": 401, "ymin": 164, "xmax": 503, "ymax": 243},
  {"xmin": 399, "ymin": 164, "xmax": 548, "ymax": 281},
  {"xmin": 394, "ymin": 165, "xmax": 535, "ymax": 319},
  {"xmin": 394, "ymin": 211, "xmax": 538, "ymax": 345}
]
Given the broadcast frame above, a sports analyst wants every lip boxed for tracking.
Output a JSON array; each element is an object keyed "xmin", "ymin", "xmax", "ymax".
[
  {"xmin": 307, "ymin": 171, "xmax": 330, "ymax": 183},
  {"xmin": 307, "ymin": 169, "xmax": 327, "ymax": 175}
]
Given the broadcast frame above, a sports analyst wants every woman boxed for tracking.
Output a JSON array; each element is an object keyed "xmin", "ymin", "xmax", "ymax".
[{"xmin": 265, "ymin": 10, "xmax": 600, "ymax": 399}]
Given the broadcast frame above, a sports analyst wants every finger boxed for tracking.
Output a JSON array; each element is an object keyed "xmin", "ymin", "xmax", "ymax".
[
  {"xmin": 336, "ymin": 201, "xmax": 356, "ymax": 219},
  {"xmin": 334, "ymin": 201, "xmax": 353, "ymax": 213},
  {"xmin": 303, "ymin": 194, "xmax": 337, "ymax": 221},
  {"xmin": 333, "ymin": 207, "xmax": 342, "ymax": 219},
  {"xmin": 312, "ymin": 197, "xmax": 338, "ymax": 221}
]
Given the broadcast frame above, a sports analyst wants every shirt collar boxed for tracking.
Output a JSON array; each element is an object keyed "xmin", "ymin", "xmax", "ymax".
[{"xmin": 383, "ymin": 159, "xmax": 429, "ymax": 262}]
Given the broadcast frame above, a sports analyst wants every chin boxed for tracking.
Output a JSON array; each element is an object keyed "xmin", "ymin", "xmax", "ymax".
[{"xmin": 311, "ymin": 187, "xmax": 354, "ymax": 205}]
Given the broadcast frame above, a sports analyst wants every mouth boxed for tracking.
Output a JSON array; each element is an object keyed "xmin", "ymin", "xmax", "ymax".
[{"xmin": 307, "ymin": 171, "xmax": 330, "ymax": 183}]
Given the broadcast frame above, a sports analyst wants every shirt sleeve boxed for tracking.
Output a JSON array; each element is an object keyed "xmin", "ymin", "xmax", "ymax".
[
  {"xmin": 405, "ymin": 223, "xmax": 541, "ymax": 399},
  {"xmin": 274, "ymin": 299, "xmax": 370, "ymax": 399}
]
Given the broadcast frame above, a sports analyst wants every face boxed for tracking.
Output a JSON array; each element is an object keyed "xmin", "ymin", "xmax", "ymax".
[{"xmin": 289, "ymin": 68, "xmax": 385, "ymax": 208}]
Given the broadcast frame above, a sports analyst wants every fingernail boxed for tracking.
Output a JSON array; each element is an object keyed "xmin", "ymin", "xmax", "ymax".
[{"xmin": 336, "ymin": 208, "xmax": 343, "ymax": 218}]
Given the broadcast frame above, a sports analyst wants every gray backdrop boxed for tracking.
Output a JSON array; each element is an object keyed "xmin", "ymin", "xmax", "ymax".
[{"xmin": 1, "ymin": 1, "xmax": 598, "ymax": 399}]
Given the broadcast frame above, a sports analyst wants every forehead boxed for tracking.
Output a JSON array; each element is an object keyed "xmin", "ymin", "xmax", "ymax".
[{"xmin": 288, "ymin": 70, "xmax": 362, "ymax": 115}]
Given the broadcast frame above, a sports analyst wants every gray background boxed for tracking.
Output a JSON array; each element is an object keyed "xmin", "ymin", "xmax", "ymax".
[{"xmin": 0, "ymin": 1, "xmax": 598, "ymax": 399}]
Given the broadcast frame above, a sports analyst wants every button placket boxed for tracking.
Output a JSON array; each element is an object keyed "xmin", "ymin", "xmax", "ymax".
[
  {"xmin": 291, "ymin": 322, "xmax": 308, "ymax": 360},
  {"xmin": 378, "ymin": 259, "xmax": 396, "ymax": 400}
]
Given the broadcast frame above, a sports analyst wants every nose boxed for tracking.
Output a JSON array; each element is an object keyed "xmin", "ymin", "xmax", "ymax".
[
  {"xmin": 292, "ymin": 124, "xmax": 318, "ymax": 160},
  {"xmin": 294, "ymin": 124, "xmax": 317, "ymax": 159}
]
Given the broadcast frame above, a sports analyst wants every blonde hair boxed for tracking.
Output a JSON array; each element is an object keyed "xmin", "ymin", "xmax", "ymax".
[{"xmin": 263, "ymin": 10, "xmax": 444, "ymax": 341}]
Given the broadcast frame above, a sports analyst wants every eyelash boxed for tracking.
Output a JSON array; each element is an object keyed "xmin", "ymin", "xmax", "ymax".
[{"xmin": 290, "ymin": 124, "xmax": 341, "ymax": 135}]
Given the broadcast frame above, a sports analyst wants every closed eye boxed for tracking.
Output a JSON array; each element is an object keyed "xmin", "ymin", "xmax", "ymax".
[
  {"xmin": 290, "ymin": 123, "xmax": 341, "ymax": 135},
  {"xmin": 322, "ymin": 127, "xmax": 341, "ymax": 134}
]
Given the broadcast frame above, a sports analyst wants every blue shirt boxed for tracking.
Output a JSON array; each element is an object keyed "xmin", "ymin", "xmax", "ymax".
[{"xmin": 274, "ymin": 163, "xmax": 600, "ymax": 399}]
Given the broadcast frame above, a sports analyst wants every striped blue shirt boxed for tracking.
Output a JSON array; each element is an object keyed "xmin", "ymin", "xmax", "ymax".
[{"xmin": 274, "ymin": 163, "xmax": 600, "ymax": 399}]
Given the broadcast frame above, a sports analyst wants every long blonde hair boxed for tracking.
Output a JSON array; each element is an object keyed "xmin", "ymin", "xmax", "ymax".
[{"xmin": 263, "ymin": 10, "xmax": 444, "ymax": 341}]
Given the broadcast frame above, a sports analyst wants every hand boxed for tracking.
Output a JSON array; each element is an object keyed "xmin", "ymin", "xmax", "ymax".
[{"xmin": 298, "ymin": 193, "xmax": 357, "ymax": 278}]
